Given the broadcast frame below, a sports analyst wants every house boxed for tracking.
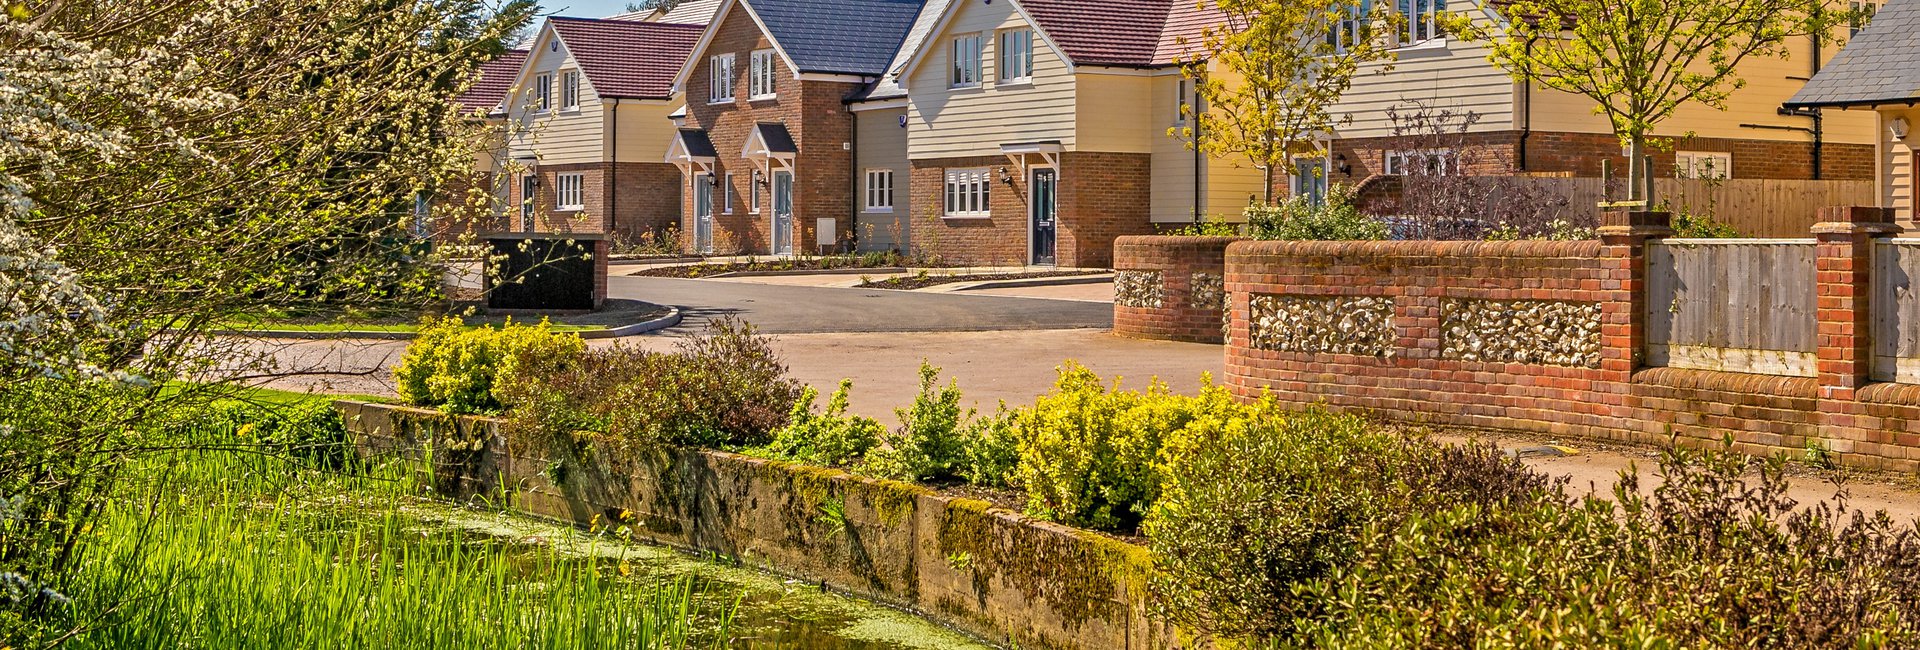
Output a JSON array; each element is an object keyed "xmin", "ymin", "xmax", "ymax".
[
  {"xmin": 1786, "ymin": 0, "xmax": 1919, "ymax": 225},
  {"xmin": 436, "ymin": 47, "xmax": 528, "ymax": 242},
  {"xmin": 502, "ymin": 17, "xmax": 704, "ymax": 242},
  {"xmin": 667, "ymin": 0, "xmax": 930, "ymax": 255}
]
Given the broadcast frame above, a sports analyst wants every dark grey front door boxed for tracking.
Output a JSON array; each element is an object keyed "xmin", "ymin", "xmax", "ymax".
[
  {"xmin": 772, "ymin": 170, "xmax": 794, "ymax": 255},
  {"xmin": 694, "ymin": 174, "xmax": 713, "ymax": 253},
  {"xmin": 1030, "ymin": 167, "xmax": 1056, "ymax": 266}
]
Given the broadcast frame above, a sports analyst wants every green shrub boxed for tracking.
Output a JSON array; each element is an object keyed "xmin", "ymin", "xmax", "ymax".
[
  {"xmin": 958, "ymin": 404, "xmax": 1020, "ymax": 488},
  {"xmin": 759, "ymin": 380, "xmax": 882, "ymax": 467},
  {"xmin": 1167, "ymin": 218, "xmax": 1243, "ymax": 237},
  {"xmin": 863, "ymin": 363, "xmax": 971, "ymax": 482},
  {"xmin": 497, "ymin": 318, "xmax": 802, "ymax": 448},
  {"xmin": 1247, "ymin": 185, "xmax": 1387, "ymax": 241},
  {"xmin": 1672, "ymin": 209, "xmax": 1741, "ymax": 238},
  {"xmin": 392, "ymin": 317, "xmax": 585, "ymax": 414},
  {"xmin": 203, "ymin": 399, "xmax": 354, "ymax": 470}
]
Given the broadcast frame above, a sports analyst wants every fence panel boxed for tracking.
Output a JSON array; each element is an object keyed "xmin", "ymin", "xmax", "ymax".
[
  {"xmin": 1488, "ymin": 178, "xmax": 1874, "ymax": 237},
  {"xmin": 1646, "ymin": 240, "xmax": 1818, "ymax": 376},
  {"xmin": 1873, "ymin": 240, "xmax": 1920, "ymax": 383}
]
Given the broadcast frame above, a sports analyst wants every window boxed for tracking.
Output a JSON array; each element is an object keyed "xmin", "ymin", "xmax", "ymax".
[
  {"xmin": 560, "ymin": 70, "xmax": 579, "ymax": 110},
  {"xmin": 723, "ymin": 172, "xmax": 735, "ymax": 213},
  {"xmin": 749, "ymin": 49, "xmax": 777, "ymax": 99},
  {"xmin": 1328, "ymin": 0, "xmax": 1373, "ymax": 52},
  {"xmin": 709, "ymin": 53, "xmax": 735, "ymax": 103},
  {"xmin": 951, "ymin": 34, "xmax": 983, "ymax": 88},
  {"xmin": 1175, "ymin": 78, "xmax": 1190, "ymax": 124},
  {"xmin": 998, "ymin": 30, "xmax": 1033, "ymax": 82},
  {"xmin": 943, "ymin": 168, "xmax": 991, "ymax": 217},
  {"xmin": 533, "ymin": 72, "xmax": 552, "ymax": 112},
  {"xmin": 1397, "ymin": 0, "xmax": 1445, "ymax": 45},
  {"xmin": 1851, "ymin": 0, "xmax": 1877, "ymax": 36},
  {"xmin": 1676, "ymin": 152, "xmax": 1732, "ymax": 179},
  {"xmin": 1385, "ymin": 149, "xmax": 1454, "ymax": 175},
  {"xmin": 555, "ymin": 173, "xmax": 584, "ymax": 211},
  {"xmin": 520, "ymin": 175, "xmax": 536, "ymax": 230},
  {"xmin": 865, "ymin": 169, "xmax": 895, "ymax": 212},
  {"xmin": 749, "ymin": 170, "xmax": 762, "ymax": 213}
]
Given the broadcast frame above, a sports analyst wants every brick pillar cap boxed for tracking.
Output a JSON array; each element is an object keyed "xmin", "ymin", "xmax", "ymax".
[
  {"xmin": 1812, "ymin": 206, "xmax": 1901, "ymax": 235},
  {"xmin": 1596, "ymin": 210, "xmax": 1673, "ymax": 238}
]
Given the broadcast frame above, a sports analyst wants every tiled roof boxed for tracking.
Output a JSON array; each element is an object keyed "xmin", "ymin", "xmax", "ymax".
[
  {"xmin": 1786, "ymin": 0, "xmax": 1920, "ymax": 108},
  {"xmin": 457, "ymin": 48, "xmax": 528, "ymax": 112},
  {"xmin": 659, "ymin": 0, "xmax": 724, "ymax": 23},
  {"xmin": 550, "ymin": 17, "xmax": 705, "ymax": 99},
  {"xmin": 677, "ymin": 129, "xmax": 718, "ymax": 158},
  {"xmin": 748, "ymin": 0, "xmax": 928, "ymax": 76},
  {"xmin": 851, "ymin": 0, "xmax": 951, "ymax": 102},
  {"xmin": 751, "ymin": 122, "xmax": 798, "ymax": 153},
  {"xmin": 1020, "ymin": 0, "xmax": 1176, "ymax": 68},
  {"xmin": 1152, "ymin": 0, "xmax": 1228, "ymax": 66}
]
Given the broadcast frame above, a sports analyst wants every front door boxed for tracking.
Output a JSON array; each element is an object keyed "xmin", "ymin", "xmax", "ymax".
[
  {"xmin": 694, "ymin": 174, "xmax": 714, "ymax": 253},
  {"xmin": 1030, "ymin": 167, "xmax": 1057, "ymax": 266},
  {"xmin": 772, "ymin": 170, "xmax": 794, "ymax": 255},
  {"xmin": 1294, "ymin": 159, "xmax": 1327, "ymax": 206}
]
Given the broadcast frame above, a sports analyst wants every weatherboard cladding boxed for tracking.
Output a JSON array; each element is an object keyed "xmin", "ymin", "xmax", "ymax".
[
  {"xmin": 549, "ymin": 18, "xmax": 705, "ymax": 99},
  {"xmin": 1788, "ymin": 0, "xmax": 1920, "ymax": 107},
  {"xmin": 458, "ymin": 49, "xmax": 529, "ymax": 112},
  {"xmin": 749, "ymin": 0, "xmax": 928, "ymax": 76}
]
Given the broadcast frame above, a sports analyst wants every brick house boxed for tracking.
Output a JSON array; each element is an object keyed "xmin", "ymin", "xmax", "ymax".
[
  {"xmin": 501, "ymin": 17, "xmax": 703, "ymax": 243},
  {"xmin": 666, "ymin": 0, "xmax": 929, "ymax": 256},
  {"xmin": 1787, "ymin": 0, "xmax": 1920, "ymax": 226},
  {"xmin": 440, "ymin": 47, "xmax": 528, "ymax": 242}
]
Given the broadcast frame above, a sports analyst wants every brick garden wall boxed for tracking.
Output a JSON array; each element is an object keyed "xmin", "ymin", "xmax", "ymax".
[
  {"xmin": 1112, "ymin": 236, "xmax": 1243, "ymax": 344},
  {"xmin": 1222, "ymin": 209, "xmax": 1920, "ymax": 472}
]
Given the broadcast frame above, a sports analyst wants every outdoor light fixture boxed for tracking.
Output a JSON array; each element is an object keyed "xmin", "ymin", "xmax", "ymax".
[
  {"xmin": 1334, "ymin": 154, "xmax": 1352, "ymax": 177},
  {"xmin": 753, "ymin": 170, "xmax": 766, "ymax": 187},
  {"xmin": 998, "ymin": 167, "xmax": 1014, "ymax": 185},
  {"xmin": 1893, "ymin": 117, "xmax": 1912, "ymax": 140}
]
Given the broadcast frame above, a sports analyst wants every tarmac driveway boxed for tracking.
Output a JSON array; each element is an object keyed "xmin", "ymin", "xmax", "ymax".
[{"xmin": 608, "ymin": 275, "xmax": 1114, "ymax": 334}]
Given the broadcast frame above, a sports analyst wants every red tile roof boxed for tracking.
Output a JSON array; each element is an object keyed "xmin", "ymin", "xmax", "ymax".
[
  {"xmin": 1015, "ymin": 0, "xmax": 1230, "ymax": 68},
  {"xmin": 457, "ymin": 48, "xmax": 528, "ymax": 112},
  {"xmin": 549, "ymin": 17, "xmax": 705, "ymax": 99},
  {"xmin": 1153, "ymin": 1, "xmax": 1230, "ymax": 65}
]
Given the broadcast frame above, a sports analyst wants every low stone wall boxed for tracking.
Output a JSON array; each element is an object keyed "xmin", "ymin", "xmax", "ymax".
[
  {"xmin": 1113, "ymin": 236, "xmax": 1244, "ymax": 344},
  {"xmin": 333, "ymin": 401, "xmax": 1194, "ymax": 650},
  {"xmin": 1221, "ymin": 210, "xmax": 1920, "ymax": 472}
]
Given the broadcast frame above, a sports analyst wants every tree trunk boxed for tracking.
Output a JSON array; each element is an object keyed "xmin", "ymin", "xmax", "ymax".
[
  {"xmin": 1626, "ymin": 133, "xmax": 1647, "ymax": 203},
  {"xmin": 1263, "ymin": 164, "xmax": 1276, "ymax": 206}
]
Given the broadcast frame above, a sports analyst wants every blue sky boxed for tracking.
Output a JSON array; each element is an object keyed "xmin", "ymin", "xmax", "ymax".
[{"xmin": 541, "ymin": 0, "xmax": 635, "ymax": 18}]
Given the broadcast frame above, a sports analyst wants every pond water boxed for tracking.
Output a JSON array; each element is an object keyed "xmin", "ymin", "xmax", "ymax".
[{"xmin": 403, "ymin": 501, "xmax": 999, "ymax": 650}]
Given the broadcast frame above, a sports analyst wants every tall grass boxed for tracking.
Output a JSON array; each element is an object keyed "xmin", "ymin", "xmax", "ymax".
[{"xmin": 52, "ymin": 444, "xmax": 738, "ymax": 649}]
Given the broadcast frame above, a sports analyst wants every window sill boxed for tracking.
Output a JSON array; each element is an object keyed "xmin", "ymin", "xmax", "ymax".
[
  {"xmin": 948, "ymin": 84, "xmax": 982, "ymax": 92},
  {"xmin": 556, "ymin": 207, "xmax": 585, "ymax": 213},
  {"xmin": 995, "ymin": 79, "xmax": 1033, "ymax": 88},
  {"xmin": 863, "ymin": 207, "xmax": 896, "ymax": 214},
  {"xmin": 1391, "ymin": 38, "xmax": 1450, "ymax": 55},
  {"xmin": 707, "ymin": 98, "xmax": 735, "ymax": 105},
  {"xmin": 942, "ymin": 213, "xmax": 991, "ymax": 220},
  {"xmin": 558, "ymin": 107, "xmax": 582, "ymax": 115},
  {"xmin": 749, "ymin": 94, "xmax": 777, "ymax": 102}
]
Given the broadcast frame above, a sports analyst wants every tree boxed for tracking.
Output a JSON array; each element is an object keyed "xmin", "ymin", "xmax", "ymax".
[
  {"xmin": 0, "ymin": 0, "xmax": 532, "ymax": 640},
  {"xmin": 624, "ymin": 0, "xmax": 681, "ymax": 13},
  {"xmin": 1456, "ymin": 0, "xmax": 1849, "ymax": 203},
  {"xmin": 1174, "ymin": 0, "xmax": 1396, "ymax": 205}
]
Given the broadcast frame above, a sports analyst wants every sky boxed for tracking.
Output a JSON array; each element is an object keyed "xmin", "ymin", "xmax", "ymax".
[{"xmin": 541, "ymin": 0, "xmax": 636, "ymax": 18}]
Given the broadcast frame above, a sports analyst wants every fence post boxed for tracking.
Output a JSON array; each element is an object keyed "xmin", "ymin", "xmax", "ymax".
[
  {"xmin": 1812, "ymin": 206, "xmax": 1900, "ymax": 400},
  {"xmin": 1597, "ymin": 211, "xmax": 1672, "ymax": 385}
]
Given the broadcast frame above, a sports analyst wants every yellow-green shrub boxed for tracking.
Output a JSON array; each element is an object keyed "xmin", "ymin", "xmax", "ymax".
[{"xmin": 392, "ymin": 317, "xmax": 585, "ymax": 414}]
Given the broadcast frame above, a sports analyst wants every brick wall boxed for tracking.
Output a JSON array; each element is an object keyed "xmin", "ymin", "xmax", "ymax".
[
  {"xmin": 1112, "ymin": 236, "xmax": 1242, "ymax": 344},
  {"xmin": 1222, "ymin": 209, "xmax": 1920, "ymax": 472},
  {"xmin": 500, "ymin": 162, "xmax": 679, "ymax": 241},
  {"xmin": 909, "ymin": 152, "xmax": 1154, "ymax": 268},
  {"xmin": 678, "ymin": 9, "xmax": 858, "ymax": 255}
]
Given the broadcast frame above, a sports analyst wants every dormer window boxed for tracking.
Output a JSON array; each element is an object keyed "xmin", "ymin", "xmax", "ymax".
[
  {"xmin": 710, "ymin": 53, "xmax": 736, "ymax": 103},
  {"xmin": 951, "ymin": 34, "xmax": 983, "ymax": 88}
]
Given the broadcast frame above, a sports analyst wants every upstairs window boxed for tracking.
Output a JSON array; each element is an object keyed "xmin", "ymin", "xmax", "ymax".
[
  {"xmin": 1327, "ymin": 0, "xmax": 1373, "ymax": 52},
  {"xmin": 951, "ymin": 34, "xmax": 983, "ymax": 88},
  {"xmin": 709, "ymin": 53, "xmax": 735, "ymax": 103},
  {"xmin": 943, "ymin": 168, "xmax": 990, "ymax": 217},
  {"xmin": 749, "ymin": 49, "xmax": 778, "ymax": 99},
  {"xmin": 533, "ymin": 72, "xmax": 552, "ymax": 112},
  {"xmin": 998, "ymin": 29, "xmax": 1033, "ymax": 83},
  {"xmin": 1398, "ymin": 0, "xmax": 1445, "ymax": 45},
  {"xmin": 560, "ymin": 70, "xmax": 580, "ymax": 110},
  {"xmin": 1175, "ymin": 78, "xmax": 1189, "ymax": 124},
  {"xmin": 1851, "ymin": 0, "xmax": 1878, "ymax": 36}
]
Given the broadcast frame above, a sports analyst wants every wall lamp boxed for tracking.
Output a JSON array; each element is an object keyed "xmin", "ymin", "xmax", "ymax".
[
  {"xmin": 1893, "ymin": 117, "xmax": 1912, "ymax": 141},
  {"xmin": 997, "ymin": 167, "xmax": 1014, "ymax": 185},
  {"xmin": 1334, "ymin": 154, "xmax": 1352, "ymax": 177}
]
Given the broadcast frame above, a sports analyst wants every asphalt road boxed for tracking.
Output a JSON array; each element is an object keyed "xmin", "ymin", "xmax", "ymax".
[{"xmin": 608, "ymin": 275, "xmax": 1114, "ymax": 334}]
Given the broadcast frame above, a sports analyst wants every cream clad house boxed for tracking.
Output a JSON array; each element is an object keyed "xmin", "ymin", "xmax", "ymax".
[
  {"xmin": 1788, "ymin": 0, "xmax": 1919, "ymax": 225},
  {"xmin": 501, "ymin": 17, "xmax": 703, "ymax": 241}
]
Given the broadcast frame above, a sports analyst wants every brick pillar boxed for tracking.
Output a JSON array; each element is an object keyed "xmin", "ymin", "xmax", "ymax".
[
  {"xmin": 592, "ymin": 238, "xmax": 609, "ymax": 310},
  {"xmin": 1596, "ymin": 211, "xmax": 1671, "ymax": 385},
  {"xmin": 1812, "ymin": 206, "xmax": 1900, "ymax": 400}
]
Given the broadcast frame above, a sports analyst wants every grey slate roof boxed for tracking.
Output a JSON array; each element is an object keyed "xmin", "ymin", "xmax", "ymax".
[
  {"xmin": 752, "ymin": 123, "xmax": 798, "ymax": 153},
  {"xmin": 678, "ymin": 129, "xmax": 718, "ymax": 158},
  {"xmin": 1786, "ymin": 0, "xmax": 1920, "ymax": 108},
  {"xmin": 849, "ymin": 0, "xmax": 950, "ymax": 102},
  {"xmin": 749, "ymin": 0, "xmax": 927, "ymax": 76}
]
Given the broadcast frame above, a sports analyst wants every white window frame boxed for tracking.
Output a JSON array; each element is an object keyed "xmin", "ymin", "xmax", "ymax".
[
  {"xmin": 998, "ymin": 29, "xmax": 1033, "ymax": 84},
  {"xmin": 723, "ymin": 172, "xmax": 735, "ymax": 213},
  {"xmin": 1385, "ymin": 149, "xmax": 1455, "ymax": 176},
  {"xmin": 533, "ymin": 72, "xmax": 552, "ymax": 112},
  {"xmin": 943, "ymin": 168, "xmax": 991, "ymax": 218},
  {"xmin": 1676, "ymin": 151, "xmax": 1732, "ymax": 179},
  {"xmin": 864, "ymin": 169, "xmax": 895, "ymax": 213},
  {"xmin": 749, "ymin": 170, "xmax": 763, "ymax": 214},
  {"xmin": 555, "ymin": 173, "xmax": 585, "ymax": 211},
  {"xmin": 1851, "ymin": 0, "xmax": 1878, "ymax": 36},
  {"xmin": 559, "ymin": 70, "xmax": 580, "ymax": 110},
  {"xmin": 1396, "ymin": 0, "xmax": 1446, "ymax": 46},
  {"xmin": 709, "ymin": 53, "xmax": 736, "ymax": 104},
  {"xmin": 951, "ymin": 34, "xmax": 983, "ymax": 89},
  {"xmin": 1174, "ymin": 78, "xmax": 1190, "ymax": 125},
  {"xmin": 519, "ymin": 175, "xmax": 537, "ymax": 230},
  {"xmin": 1328, "ymin": 0, "xmax": 1372, "ymax": 52},
  {"xmin": 749, "ymin": 49, "xmax": 778, "ymax": 100}
]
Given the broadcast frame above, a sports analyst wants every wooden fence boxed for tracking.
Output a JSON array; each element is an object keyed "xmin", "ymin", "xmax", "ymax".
[
  {"xmin": 1873, "ymin": 239, "xmax": 1920, "ymax": 383},
  {"xmin": 1646, "ymin": 239, "xmax": 1818, "ymax": 377},
  {"xmin": 1537, "ymin": 178, "xmax": 1875, "ymax": 237}
]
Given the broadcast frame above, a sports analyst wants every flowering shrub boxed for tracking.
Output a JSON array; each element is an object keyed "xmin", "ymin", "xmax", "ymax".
[
  {"xmin": 392, "ymin": 317, "xmax": 585, "ymax": 415},
  {"xmin": 1246, "ymin": 186, "xmax": 1388, "ymax": 241}
]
